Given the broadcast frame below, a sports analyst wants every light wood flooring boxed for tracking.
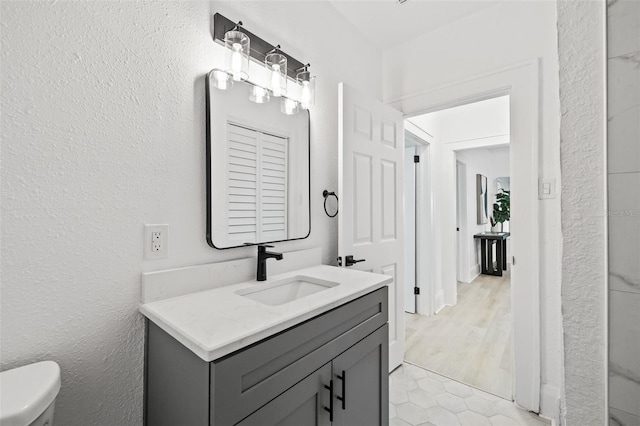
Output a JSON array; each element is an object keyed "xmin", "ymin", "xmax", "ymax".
[{"xmin": 404, "ymin": 271, "xmax": 512, "ymax": 399}]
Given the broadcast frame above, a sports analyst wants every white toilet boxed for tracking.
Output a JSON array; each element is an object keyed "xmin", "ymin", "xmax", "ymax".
[{"xmin": 0, "ymin": 361, "xmax": 61, "ymax": 426}]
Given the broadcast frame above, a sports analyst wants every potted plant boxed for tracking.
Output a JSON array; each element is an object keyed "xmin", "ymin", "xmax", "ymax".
[{"xmin": 490, "ymin": 189, "xmax": 510, "ymax": 232}]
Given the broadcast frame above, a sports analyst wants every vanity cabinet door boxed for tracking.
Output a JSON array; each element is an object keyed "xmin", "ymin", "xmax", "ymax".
[
  {"xmin": 235, "ymin": 363, "xmax": 332, "ymax": 426},
  {"xmin": 332, "ymin": 324, "xmax": 389, "ymax": 426}
]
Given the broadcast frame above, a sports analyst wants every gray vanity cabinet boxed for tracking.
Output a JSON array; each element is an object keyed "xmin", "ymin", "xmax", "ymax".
[
  {"xmin": 236, "ymin": 324, "xmax": 388, "ymax": 426},
  {"xmin": 235, "ymin": 363, "xmax": 332, "ymax": 426},
  {"xmin": 333, "ymin": 325, "xmax": 388, "ymax": 426},
  {"xmin": 144, "ymin": 287, "xmax": 388, "ymax": 426}
]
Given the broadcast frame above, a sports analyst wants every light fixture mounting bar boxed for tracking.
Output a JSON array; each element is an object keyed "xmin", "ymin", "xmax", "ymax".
[{"xmin": 213, "ymin": 13, "xmax": 305, "ymax": 81}]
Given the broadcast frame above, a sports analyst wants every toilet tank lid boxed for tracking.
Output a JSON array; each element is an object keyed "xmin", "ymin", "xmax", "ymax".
[{"xmin": 0, "ymin": 361, "xmax": 61, "ymax": 426}]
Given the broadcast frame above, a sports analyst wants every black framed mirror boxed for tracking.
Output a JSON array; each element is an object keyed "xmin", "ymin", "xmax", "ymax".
[{"xmin": 206, "ymin": 72, "xmax": 311, "ymax": 249}]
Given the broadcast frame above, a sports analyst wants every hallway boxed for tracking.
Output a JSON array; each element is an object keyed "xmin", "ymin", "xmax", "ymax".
[{"xmin": 405, "ymin": 272, "xmax": 512, "ymax": 399}]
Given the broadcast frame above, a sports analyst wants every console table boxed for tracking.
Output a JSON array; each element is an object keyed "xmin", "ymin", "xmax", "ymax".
[{"xmin": 473, "ymin": 232, "xmax": 510, "ymax": 277}]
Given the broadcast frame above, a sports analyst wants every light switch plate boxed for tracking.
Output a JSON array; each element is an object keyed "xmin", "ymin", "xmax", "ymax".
[
  {"xmin": 144, "ymin": 224, "xmax": 168, "ymax": 259},
  {"xmin": 538, "ymin": 178, "xmax": 556, "ymax": 199}
]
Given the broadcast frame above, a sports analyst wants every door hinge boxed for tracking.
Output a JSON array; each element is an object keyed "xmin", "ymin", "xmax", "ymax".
[
  {"xmin": 512, "ymin": 256, "xmax": 516, "ymax": 265},
  {"xmin": 414, "ymin": 155, "xmax": 420, "ymax": 163},
  {"xmin": 414, "ymin": 287, "xmax": 420, "ymax": 295}
]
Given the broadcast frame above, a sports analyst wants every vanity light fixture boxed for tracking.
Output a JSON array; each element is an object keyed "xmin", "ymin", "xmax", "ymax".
[
  {"xmin": 296, "ymin": 64, "xmax": 315, "ymax": 109},
  {"xmin": 211, "ymin": 13, "xmax": 314, "ymax": 115},
  {"xmin": 210, "ymin": 69, "xmax": 234, "ymax": 90},
  {"xmin": 224, "ymin": 21, "xmax": 250, "ymax": 82},
  {"xmin": 265, "ymin": 46, "xmax": 287, "ymax": 97},
  {"xmin": 249, "ymin": 83, "xmax": 271, "ymax": 104},
  {"xmin": 280, "ymin": 97, "xmax": 300, "ymax": 115}
]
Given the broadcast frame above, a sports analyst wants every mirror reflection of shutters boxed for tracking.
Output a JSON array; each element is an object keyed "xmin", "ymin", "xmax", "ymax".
[
  {"xmin": 227, "ymin": 123, "xmax": 288, "ymax": 243},
  {"xmin": 260, "ymin": 133, "xmax": 288, "ymax": 242}
]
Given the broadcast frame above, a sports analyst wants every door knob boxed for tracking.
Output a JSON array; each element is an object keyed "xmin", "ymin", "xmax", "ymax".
[{"xmin": 345, "ymin": 255, "xmax": 365, "ymax": 267}]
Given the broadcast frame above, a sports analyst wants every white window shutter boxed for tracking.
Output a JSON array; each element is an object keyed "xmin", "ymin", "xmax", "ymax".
[
  {"xmin": 227, "ymin": 124, "xmax": 258, "ymax": 243},
  {"xmin": 259, "ymin": 133, "xmax": 288, "ymax": 242},
  {"xmin": 226, "ymin": 123, "xmax": 288, "ymax": 244}
]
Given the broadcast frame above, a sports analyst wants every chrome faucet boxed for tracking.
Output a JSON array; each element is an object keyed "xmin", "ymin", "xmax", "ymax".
[{"xmin": 257, "ymin": 244, "xmax": 283, "ymax": 281}]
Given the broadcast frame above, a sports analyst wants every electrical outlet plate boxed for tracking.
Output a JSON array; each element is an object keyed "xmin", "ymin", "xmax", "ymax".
[{"xmin": 144, "ymin": 224, "xmax": 168, "ymax": 259}]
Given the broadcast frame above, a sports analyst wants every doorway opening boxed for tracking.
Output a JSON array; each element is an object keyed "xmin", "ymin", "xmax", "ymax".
[{"xmin": 403, "ymin": 95, "xmax": 513, "ymax": 399}]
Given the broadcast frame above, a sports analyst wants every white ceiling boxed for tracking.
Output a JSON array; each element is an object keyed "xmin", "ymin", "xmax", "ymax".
[
  {"xmin": 327, "ymin": 0, "xmax": 503, "ymax": 50},
  {"xmin": 408, "ymin": 95, "xmax": 510, "ymax": 145}
]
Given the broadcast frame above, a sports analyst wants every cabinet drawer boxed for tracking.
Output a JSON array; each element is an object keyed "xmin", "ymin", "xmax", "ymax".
[{"xmin": 211, "ymin": 287, "xmax": 388, "ymax": 426}]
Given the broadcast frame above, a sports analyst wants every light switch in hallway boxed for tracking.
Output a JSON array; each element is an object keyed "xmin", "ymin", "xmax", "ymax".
[{"xmin": 538, "ymin": 178, "xmax": 556, "ymax": 199}]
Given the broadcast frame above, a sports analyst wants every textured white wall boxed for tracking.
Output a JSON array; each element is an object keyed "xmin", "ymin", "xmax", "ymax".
[
  {"xmin": 0, "ymin": 2, "xmax": 380, "ymax": 424},
  {"xmin": 382, "ymin": 2, "xmax": 563, "ymax": 418},
  {"xmin": 557, "ymin": 1, "xmax": 606, "ymax": 425}
]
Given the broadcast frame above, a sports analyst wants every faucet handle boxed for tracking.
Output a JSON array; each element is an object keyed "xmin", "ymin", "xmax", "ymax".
[{"xmin": 244, "ymin": 242, "xmax": 275, "ymax": 248}]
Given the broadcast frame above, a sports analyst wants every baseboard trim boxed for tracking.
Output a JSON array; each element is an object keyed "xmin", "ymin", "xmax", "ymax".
[
  {"xmin": 540, "ymin": 383, "xmax": 561, "ymax": 425},
  {"xmin": 434, "ymin": 289, "xmax": 445, "ymax": 313},
  {"xmin": 469, "ymin": 267, "xmax": 480, "ymax": 283}
]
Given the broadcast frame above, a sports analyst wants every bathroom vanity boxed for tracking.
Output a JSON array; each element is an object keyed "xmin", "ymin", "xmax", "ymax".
[{"xmin": 140, "ymin": 262, "xmax": 391, "ymax": 426}]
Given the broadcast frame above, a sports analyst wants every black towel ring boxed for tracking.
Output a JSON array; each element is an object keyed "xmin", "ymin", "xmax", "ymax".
[{"xmin": 323, "ymin": 190, "xmax": 339, "ymax": 218}]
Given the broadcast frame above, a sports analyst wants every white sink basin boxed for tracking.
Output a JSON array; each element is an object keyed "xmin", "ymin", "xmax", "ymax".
[{"xmin": 236, "ymin": 276, "xmax": 339, "ymax": 306}]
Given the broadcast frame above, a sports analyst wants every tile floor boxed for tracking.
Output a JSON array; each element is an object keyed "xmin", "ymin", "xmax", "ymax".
[{"xmin": 390, "ymin": 362, "xmax": 550, "ymax": 426}]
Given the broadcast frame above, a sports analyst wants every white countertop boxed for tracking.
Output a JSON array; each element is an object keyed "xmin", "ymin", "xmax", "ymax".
[{"xmin": 139, "ymin": 265, "xmax": 392, "ymax": 362}]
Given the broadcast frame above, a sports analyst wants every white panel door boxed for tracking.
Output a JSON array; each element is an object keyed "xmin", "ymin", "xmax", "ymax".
[{"xmin": 338, "ymin": 83, "xmax": 405, "ymax": 372}]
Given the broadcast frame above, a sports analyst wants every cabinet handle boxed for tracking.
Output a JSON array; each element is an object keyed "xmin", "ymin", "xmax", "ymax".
[
  {"xmin": 336, "ymin": 370, "xmax": 346, "ymax": 410},
  {"xmin": 323, "ymin": 380, "xmax": 334, "ymax": 422}
]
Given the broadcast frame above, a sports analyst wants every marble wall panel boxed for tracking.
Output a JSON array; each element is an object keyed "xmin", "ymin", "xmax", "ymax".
[
  {"xmin": 608, "ymin": 173, "xmax": 640, "ymax": 293},
  {"xmin": 608, "ymin": 51, "xmax": 640, "ymax": 174},
  {"xmin": 608, "ymin": 0, "xmax": 640, "ymax": 423},
  {"xmin": 607, "ymin": 0, "xmax": 640, "ymax": 58}
]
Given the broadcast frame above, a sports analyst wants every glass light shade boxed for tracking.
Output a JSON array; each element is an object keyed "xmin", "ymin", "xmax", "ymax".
[
  {"xmin": 297, "ymin": 70, "xmax": 315, "ymax": 109},
  {"xmin": 265, "ymin": 52, "xmax": 287, "ymax": 97},
  {"xmin": 210, "ymin": 69, "xmax": 233, "ymax": 90},
  {"xmin": 281, "ymin": 97, "xmax": 299, "ymax": 115},
  {"xmin": 224, "ymin": 30, "xmax": 250, "ymax": 81},
  {"xmin": 249, "ymin": 84, "xmax": 271, "ymax": 104}
]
